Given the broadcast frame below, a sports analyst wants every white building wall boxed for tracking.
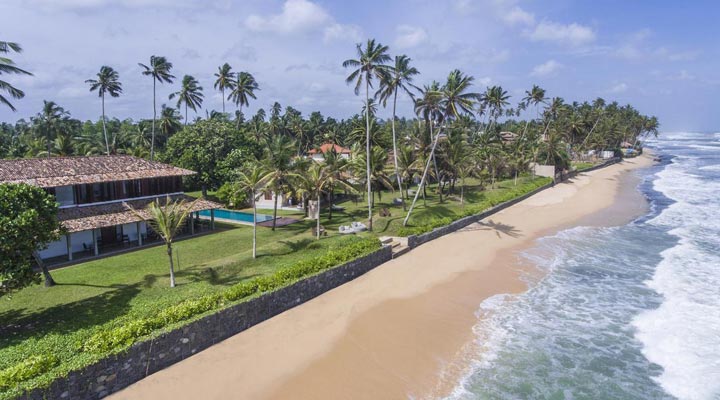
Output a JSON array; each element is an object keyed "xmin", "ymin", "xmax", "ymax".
[{"xmin": 39, "ymin": 235, "xmax": 67, "ymax": 259}]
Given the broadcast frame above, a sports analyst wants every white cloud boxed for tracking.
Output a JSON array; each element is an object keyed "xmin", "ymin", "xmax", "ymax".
[
  {"xmin": 607, "ymin": 83, "xmax": 628, "ymax": 93},
  {"xmin": 394, "ymin": 25, "xmax": 428, "ymax": 49},
  {"xmin": 323, "ymin": 23, "xmax": 362, "ymax": 43},
  {"xmin": 503, "ymin": 6, "xmax": 534, "ymax": 26},
  {"xmin": 477, "ymin": 76, "xmax": 492, "ymax": 86},
  {"xmin": 529, "ymin": 21, "xmax": 596, "ymax": 46},
  {"xmin": 530, "ymin": 60, "xmax": 562, "ymax": 77},
  {"xmin": 245, "ymin": 0, "xmax": 330, "ymax": 34}
]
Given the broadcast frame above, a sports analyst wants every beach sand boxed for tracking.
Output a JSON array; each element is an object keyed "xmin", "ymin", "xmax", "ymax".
[{"xmin": 110, "ymin": 154, "xmax": 655, "ymax": 400}]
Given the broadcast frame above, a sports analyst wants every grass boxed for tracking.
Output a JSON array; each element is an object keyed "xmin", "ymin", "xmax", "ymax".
[
  {"xmin": 572, "ymin": 161, "xmax": 596, "ymax": 171},
  {"xmin": 0, "ymin": 174, "xmax": 549, "ymax": 397}
]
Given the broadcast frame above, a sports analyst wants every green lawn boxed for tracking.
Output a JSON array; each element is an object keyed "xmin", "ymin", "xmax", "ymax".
[
  {"xmin": 0, "ymin": 174, "xmax": 549, "ymax": 397},
  {"xmin": 572, "ymin": 161, "xmax": 596, "ymax": 171}
]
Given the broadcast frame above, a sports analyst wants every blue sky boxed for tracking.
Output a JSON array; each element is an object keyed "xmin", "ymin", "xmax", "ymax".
[{"xmin": 1, "ymin": 0, "xmax": 717, "ymax": 131}]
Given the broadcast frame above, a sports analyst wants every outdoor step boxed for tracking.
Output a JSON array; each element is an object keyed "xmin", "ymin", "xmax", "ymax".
[
  {"xmin": 391, "ymin": 245, "xmax": 410, "ymax": 259},
  {"xmin": 379, "ymin": 236, "xmax": 394, "ymax": 245}
]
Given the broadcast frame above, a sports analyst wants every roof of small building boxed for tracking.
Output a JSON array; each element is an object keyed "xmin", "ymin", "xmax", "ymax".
[
  {"xmin": 0, "ymin": 155, "xmax": 195, "ymax": 188},
  {"xmin": 500, "ymin": 131, "xmax": 518, "ymax": 142},
  {"xmin": 307, "ymin": 143, "xmax": 352, "ymax": 155},
  {"xmin": 57, "ymin": 194, "xmax": 222, "ymax": 233}
]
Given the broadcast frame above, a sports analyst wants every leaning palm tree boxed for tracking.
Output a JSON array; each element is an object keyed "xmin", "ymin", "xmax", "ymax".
[
  {"xmin": 229, "ymin": 71, "xmax": 259, "ymax": 129},
  {"xmin": 519, "ymin": 84, "xmax": 546, "ymax": 141},
  {"xmin": 377, "ymin": 55, "xmax": 419, "ymax": 209},
  {"xmin": 343, "ymin": 39, "xmax": 391, "ymax": 230},
  {"xmin": 234, "ymin": 164, "xmax": 273, "ymax": 258},
  {"xmin": 85, "ymin": 66, "xmax": 122, "ymax": 155},
  {"xmin": 213, "ymin": 63, "xmax": 236, "ymax": 113},
  {"xmin": 139, "ymin": 55, "xmax": 175, "ymax": 160},
  {"xmin": 169, "ymin": 75, "xmax": 204, "ymax": 125},
  {"xmin": 126, "ymin": 196, "xmax": 196, "ymax": 288},
  {"xmin": 0, "ymin": 41, "xmax": 33, "ymax": 111}
]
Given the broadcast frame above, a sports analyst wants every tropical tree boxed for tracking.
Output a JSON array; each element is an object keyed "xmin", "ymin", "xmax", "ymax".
[
  {"xmin": 214, "ymin": 63, "xmax": 236, "ymax": 114},
  {"xmin": 343, "ymin": 38, "xmax": 391, "ymax": 230},
  {"xmin": 170, "ymin": 75, "xmax": 204, "ymax": 125},
  {"xmin": 139, "ymin": 55, "xmax": 175, "ymax": 160},
  {"xmin": 300, "ymin": 161, "xmax": 355, "ymax": 240},
  {"xmin": 377, "ymin": 54, "xmax": 419, "ymax": 209},
  {"xmin": 480, "ymin": 85, "xmax": 510, "ymax": 134},
  {"xmin": 520, "ymin": 85, "xmax": 546, "ymax": 140},
  {"xmin": 33, "ymin": 101, "xmax": 69, "ymax": 157},
  {"xmin": 158, "ymin": 104, "xmax": 182, "ymax": 139},
  {"xmin": 85, "ymin": 66, "xmax": 122, "ymax": 155},
  {"xmin": 126, "ymin": 196, "xmax": 196, "ymax": 288},
  {"xmin": 0, "ymin": 41, "xmax": 33, "ymax": 111},
  {"xmin": 0, "ymin": 183, "xmax": 61, "ymax": 294},
  {"xmin": 234, "ymin": 163, "xmax": 273, "ymax": 258},
  {"xmin": 263, "ymin": 134, "xmax": 295, "ymax": 231},
  {"xmin": 229, "ymin": 71, "xmax": 259, "ymax": 129}
]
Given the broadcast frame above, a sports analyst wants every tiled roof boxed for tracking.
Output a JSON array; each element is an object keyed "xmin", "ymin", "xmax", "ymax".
[
  {"xmin": 57, "ymin": 195, "xmax": 222, "ymax": 233},
  {"xmin": 0, "ymin": 155, "xmax": 195, "ymax": 188},
  {"xmin": 308, "ymin": 143, "xmax": 352, "ymax": 155}
]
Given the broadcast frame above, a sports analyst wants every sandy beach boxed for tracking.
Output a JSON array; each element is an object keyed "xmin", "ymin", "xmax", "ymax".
[{"xmin": 110, "ymin": 154, "xmax": 654, "ymax": 400}]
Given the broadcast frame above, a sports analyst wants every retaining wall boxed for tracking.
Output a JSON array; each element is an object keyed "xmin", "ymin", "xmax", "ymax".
[{"xmin": 22, "ymin": 246, "xmax": 393, "ymax": 400}]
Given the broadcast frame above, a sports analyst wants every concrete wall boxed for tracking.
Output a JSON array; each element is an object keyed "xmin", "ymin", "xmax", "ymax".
[{"xmin": 21, "ymin": 245, "xmax": 393, "ymax": 400}]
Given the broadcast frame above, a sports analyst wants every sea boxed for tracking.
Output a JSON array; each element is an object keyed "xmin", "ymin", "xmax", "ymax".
[{"xmin": 444, "ymin": 132, "xmax": 720, "ymax": 400}]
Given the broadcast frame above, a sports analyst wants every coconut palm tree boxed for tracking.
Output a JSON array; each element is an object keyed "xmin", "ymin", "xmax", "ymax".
[
  {"xmin": 85, "ymin": 66, "xmax": 122, "ymax": 155},
  {"xmin": 169, "ymin": 75, "xmax": 204, "ymax": 125},
  {"xmin": 33, "ymin": 101, "xmax": 69, "ymax": 158},
  {"xmin": 229, "ymin": 71, "xmax": 259, "ymax": 129},
  {"xmin": 520, "ymin": 85, "xmax": 546, "ymax": 140},
  {"xmin": 0, "ymin": 41, "xmax": 33, "ymax": 111},
  {"xmin": 158, "ymin": 104, "xmax": 182, "ymax": 139},
  {"xmin": 377, "ymin": 55, "xmax": 419, "ymax": 209},
  {"xmin": 264, "ymin": 134, "xmax": 296, "ymax": 231},
  {"xmin": 139, "ymin": 56, "xmax": 175, "ymax": 160},
  {"xmin": 213, "ymin": 63, "xmax": 236, "ymax": 114},
  {"xmin": 343, "ymin": 38, "xmax": 391, "ymax": 231},
  {"xmin": 480, "ymin": 85, "xmax": 510, "ymax": 134},
  {"xmin": 300, "ymin": 161, "xmax": 356, "ymax": 240},
  {"xmin": 126, "ymin": 196, "xmax": 196, "ymax": 288},
  {"xmin": 234, "ymin": 164, "xmax": 273, "ymax": 258}
]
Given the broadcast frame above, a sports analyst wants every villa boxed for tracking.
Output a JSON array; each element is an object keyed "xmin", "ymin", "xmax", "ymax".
[
  {"xmin": 307, "ymin": 143, "xmax": 352, "ymax": 162},
  {"xmin": 0, "ymin": 155, "xmax": 222, "ymax": 264}
]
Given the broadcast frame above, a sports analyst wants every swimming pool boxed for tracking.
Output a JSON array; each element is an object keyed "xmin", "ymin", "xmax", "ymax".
[{"xmin": 199, "ymin": 209, "xmax": 274, "ymax": 224}]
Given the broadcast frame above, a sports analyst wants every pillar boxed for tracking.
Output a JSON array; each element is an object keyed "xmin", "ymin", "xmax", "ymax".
[
  {"xmin": 137, "ymin": 221, "xmax": 143, "ymax": 246},
  {"xmin": 92, "ymin": 229, "xmax": 99, "ymax": 256},
  {"xmin": 190, "ymin": 215, "xmax": 195, "ymax": 235},
  {"xmin": 66, "ymin": 234, "xmax": 73, "ymax": 261},
  {"xmin": 210, "ymin": 209, "xmax": 215, "ymax": 230}
]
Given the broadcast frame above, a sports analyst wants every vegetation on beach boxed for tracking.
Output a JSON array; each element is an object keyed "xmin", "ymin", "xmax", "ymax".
[{"xmin": 0, "ymin": 35, "xmax": 661, "ymax": 398}]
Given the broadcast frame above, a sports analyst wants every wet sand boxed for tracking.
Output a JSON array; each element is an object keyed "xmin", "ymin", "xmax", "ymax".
[{"xmin": 111, "ymin": 154, "xmax": 655, "ymax": 400}]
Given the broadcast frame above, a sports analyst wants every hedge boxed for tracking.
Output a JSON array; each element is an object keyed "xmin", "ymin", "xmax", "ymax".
[{"xmin": 1, "ymin": 237, "xmax": 381, "ymax": 397}]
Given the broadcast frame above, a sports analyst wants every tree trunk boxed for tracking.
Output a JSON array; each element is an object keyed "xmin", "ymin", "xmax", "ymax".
[
  {"xmin": 365, "ymin": 78, "xmax": 373, "ymax": 231},
  {"xmin": 391, "ymin": 90, "xmax": 404, "ymax": 210},
  {"xmin": 404, "ymin": 124, "xmax": 443, "ymax": 226},
  {"xmin": 252, "ymin": 191, "xmax": 257, "ymax": 259},
  {"xmin": 185, "ymin": 102, "xmax": 188, "ymax": 126},
  {"xmin": 102, "ymin": 92, "xmax": 110, "ymax": 155},
  {"xmin": 33, "ymin": 251, "xmax": 55, "ymax": 287},
  {"xmin": 328, "ymin": 187, "xmax": 334, "ymax": 220},
  {"xmin": 302, "ymin": 192, "xmax": 309, "ymax": 218},
  {"xmin": 151, "ymin": 78, "xmax": 156, "ymax": 161},
  {"xmin": 167, "ymin": 244, "xmax": 176, "ymax": 287},
  {"xmin": 272, "ymin": 191, "xmax": 278, "ymax": 231},
  {"xmin": 222, "ymin": 87, "xmax": 225, "ymax": 113},
  {"xmin": 316, "ymin": 193, "xmax": 321, "ymax": 240}
]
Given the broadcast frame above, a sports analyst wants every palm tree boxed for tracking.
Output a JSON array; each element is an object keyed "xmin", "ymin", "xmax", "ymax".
[
  {"xmin": 377, "ymin": 55, "xmax": 419, "ymax": 209},
  {"xmin": 213, "ymin": 63, "xmax": 236, "ymax": 114},
  {"xmin": 139, "ymin": 56, "xmax": 175, "ymax": 160},
  {"xmin": 169, "ymin": 75, "xmax": 204, "ymax": 125},
  {"xmin": 343, "ymin": 38, "xmax": 391, "ymax": 231},
  {"xmin": 480, "ymin": 85, "xmax": 510, "ymax": 134},
  {"xmin": 158, "ymin": 104, "xmax": 182, "ymax": 139},
  {"xmin": 0, "ymin": 41, "xmax": 33, "ymax": 111},
  {"xmin": 300, "ymin": 161, "xmax": 355, "ymax": 240},
  {"xmin": 85, "ymin": 66, "xmax": 122, "ymax": 155},
  {"xmin": 33, "ymin": 101, "xmax": 69, "ymax": 158},
  {"xmin": 234, "ymin": 164, "xmax": 273, "ymax": 258},
  {"xmin": 229, "ymin": 71, "xmax": 259, "ymax": 129},
  {"xmin": 264, "ymin": 134, "xmax": 296, "ymax": 231},
  {"xmin": 126, "ymin": 196, "xmax": 196, "ymax": 288},
  {"xmin": 520, "ymin": 85, "xmax": 546, "ymax": 140}
]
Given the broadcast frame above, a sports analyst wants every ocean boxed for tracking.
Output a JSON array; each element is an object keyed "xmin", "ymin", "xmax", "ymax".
[{"xmin": 445, "ymin": 132, "xmax": 720, "ymax": 400}]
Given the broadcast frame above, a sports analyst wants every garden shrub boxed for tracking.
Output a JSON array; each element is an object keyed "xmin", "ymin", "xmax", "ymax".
[{"xmin": 0, "ymin": 355, "xmax": 58, "ymax": 390}]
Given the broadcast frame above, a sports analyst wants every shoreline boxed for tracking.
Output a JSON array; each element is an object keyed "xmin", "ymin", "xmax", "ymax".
[{"xmin": 110, "ymin": 154, "xmax": 655, "ymax": 400}]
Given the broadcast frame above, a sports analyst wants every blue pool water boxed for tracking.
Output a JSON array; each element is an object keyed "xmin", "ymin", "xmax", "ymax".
[{"xmin": 199, "ymin": 209, "xmax": 274, "ymax": 223}]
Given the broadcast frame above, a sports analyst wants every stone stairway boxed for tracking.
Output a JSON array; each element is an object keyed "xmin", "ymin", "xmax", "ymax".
[{"xmin": 379, "ymin": 236, "xmax": 411, "ymax": 258}]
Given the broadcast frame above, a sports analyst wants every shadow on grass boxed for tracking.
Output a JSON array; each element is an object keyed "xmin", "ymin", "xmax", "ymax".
[{"xmin": 0, "ymin": 283, "xmax": 142, "ymax": 348}]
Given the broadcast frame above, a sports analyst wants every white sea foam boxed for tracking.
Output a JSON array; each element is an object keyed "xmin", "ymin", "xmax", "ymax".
[{"xmin": 634, "ymin": 147, "xmax": 720, "ymax": 400}]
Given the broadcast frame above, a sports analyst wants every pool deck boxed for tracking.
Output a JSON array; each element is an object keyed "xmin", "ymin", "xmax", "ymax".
[{"xmin": 257, "ymin": 217, "xmax": 302, "ymax": 228}]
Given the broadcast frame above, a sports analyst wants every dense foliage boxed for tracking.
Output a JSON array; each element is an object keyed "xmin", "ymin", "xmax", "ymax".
[{"xmin": 0, "ymin": 183, "xmax": 60, "ymax": 297}]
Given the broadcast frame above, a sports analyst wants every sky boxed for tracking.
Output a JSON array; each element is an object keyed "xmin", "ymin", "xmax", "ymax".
[{"xmin": 1, "ymin": 0, "xmax": 718, "ymax": 132}]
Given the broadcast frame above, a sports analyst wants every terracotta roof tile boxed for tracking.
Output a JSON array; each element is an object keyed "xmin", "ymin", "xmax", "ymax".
[
  {"xmin": 57, "ymin": 195, "xmax": 222, "ymax": 233},
  {"xmin": 0, "ymin": 155, "xmax": 195, "ymax": 188}
]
